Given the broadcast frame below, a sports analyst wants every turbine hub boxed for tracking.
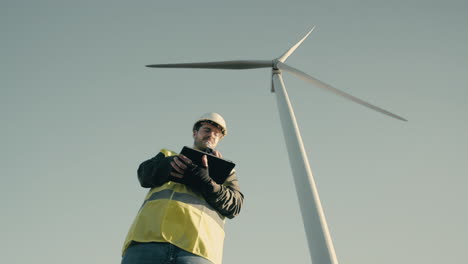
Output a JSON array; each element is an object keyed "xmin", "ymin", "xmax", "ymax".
[{"xmin": 272, "ymin": 59, "xmax": 280, "ymax": 70}]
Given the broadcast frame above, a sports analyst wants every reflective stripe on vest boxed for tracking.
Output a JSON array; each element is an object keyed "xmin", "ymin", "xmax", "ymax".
[{"xmin": 140, "ymin": 189, "xmax": 224, "ymax": 229}]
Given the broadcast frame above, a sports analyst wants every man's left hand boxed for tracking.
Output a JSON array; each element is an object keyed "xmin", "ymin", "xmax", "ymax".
[{"xmin": 186, "ymin": 155, "xmax": 220, "ymax": 193}]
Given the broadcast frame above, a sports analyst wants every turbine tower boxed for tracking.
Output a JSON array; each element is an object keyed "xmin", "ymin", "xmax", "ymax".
[{"xmin": 147, "ymin": 27, "xmax": 407, "ymax": 264}]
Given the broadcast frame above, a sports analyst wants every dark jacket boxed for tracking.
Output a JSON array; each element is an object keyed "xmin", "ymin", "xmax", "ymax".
[{"xmin": 137, "ymin": 151, "xmax": 244, "ymax": 219}]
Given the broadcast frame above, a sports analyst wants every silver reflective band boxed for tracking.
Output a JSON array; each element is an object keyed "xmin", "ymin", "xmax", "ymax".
[{"xmin": 141, "ymin": 189, "xmax": 225, "ymax": 228}]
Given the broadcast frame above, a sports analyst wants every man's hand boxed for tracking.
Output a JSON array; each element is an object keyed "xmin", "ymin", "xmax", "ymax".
[
  {"xmin": 211, "ymin": 149, "xmax": 223, "ymax": 159},
  {"xmin": 185, "ymin": 155, "xmax": 220, "ymax": 193},
  {"xmin": 170, "ymin": 153, "xmax": 220, "ymax": 194},
  {"xmin": 170, "ymin": 149, "xmax": 222, "ymax": 179},
  {"xmin": 170, "ymin": 154, "xmax": 194, "ymax": 179}
]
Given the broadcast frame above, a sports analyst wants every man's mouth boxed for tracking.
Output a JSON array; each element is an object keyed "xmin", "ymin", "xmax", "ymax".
[{"xmin": 203, "ymin": 138, "xmax": 214, "ymax": 146}]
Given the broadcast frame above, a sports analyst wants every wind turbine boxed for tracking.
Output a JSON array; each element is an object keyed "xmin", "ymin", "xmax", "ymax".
[{"xmin": 147, "ymin": 26, "xmax": 407, "ymax": 264}]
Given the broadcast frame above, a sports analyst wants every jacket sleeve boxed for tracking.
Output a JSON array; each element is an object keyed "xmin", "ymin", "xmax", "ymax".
[
  {"xmin": 137, "ymin": 152, "xmax": 175, "ymax": 188},
  {"xmin": 203, "ymin": 170, "xmax": 244, "ymax": 219}
]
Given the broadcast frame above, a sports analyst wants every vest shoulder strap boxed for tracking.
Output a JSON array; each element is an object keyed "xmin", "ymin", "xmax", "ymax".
[{"xmin": 160, "ymin": 148, "xmax": 178, "ymax": 157}]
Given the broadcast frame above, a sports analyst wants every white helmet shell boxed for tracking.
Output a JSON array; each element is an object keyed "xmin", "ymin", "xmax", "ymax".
[{"xmin": 193, "ymin": 112, "xmax": 227, "ymax": 136}]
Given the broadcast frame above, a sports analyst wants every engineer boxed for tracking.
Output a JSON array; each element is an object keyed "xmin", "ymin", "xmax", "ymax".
[{"xmin": 121, "ymin": 112, "xmax": 244, "ymax": 264}]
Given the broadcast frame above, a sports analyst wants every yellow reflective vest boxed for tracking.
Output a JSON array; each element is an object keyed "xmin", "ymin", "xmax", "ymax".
[{"xmin": 122, "ymin": 149, "xmax": 226, "ymax": 264}]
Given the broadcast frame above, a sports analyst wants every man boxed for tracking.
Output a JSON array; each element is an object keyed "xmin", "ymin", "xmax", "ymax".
[{"xmin": 122, "ymin": 113, "xmax": 244, "ymax": 264}]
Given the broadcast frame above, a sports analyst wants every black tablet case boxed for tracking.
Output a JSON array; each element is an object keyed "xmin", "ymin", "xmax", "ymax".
[{"xmin": 180, "ymin": 146, "xmax": 236, "ymax": 184}]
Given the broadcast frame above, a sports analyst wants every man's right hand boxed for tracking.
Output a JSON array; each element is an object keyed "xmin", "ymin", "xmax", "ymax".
[{"xmin": 170, "ymin": 154, "xmax": 194, "ymax": 179}]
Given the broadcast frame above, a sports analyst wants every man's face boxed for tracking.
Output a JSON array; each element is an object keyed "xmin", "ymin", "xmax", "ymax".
[{"xmin": 193, "ymin": 122, "xmax": 223, "ymax": 150}]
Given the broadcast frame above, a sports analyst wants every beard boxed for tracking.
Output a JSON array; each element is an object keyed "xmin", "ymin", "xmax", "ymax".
[{"xmin": 193, "ymin": 136, "xmax": 216, "ymax": 151}]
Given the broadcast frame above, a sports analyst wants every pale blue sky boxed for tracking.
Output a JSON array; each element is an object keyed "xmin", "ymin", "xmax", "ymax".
[{"xmin": 2, "ymin": 1, "xmax": 467, "ymax": 263}]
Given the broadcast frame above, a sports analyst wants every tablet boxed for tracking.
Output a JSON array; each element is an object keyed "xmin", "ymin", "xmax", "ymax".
[{"xmin": 180, "ymin": 146, "xmax": 236, "ymax": 184}]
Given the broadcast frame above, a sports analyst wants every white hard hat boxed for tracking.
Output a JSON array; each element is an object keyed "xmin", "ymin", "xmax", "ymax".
[{"xmin": 193, "ymin": 112, "xmax": 227, "ymax": 136}]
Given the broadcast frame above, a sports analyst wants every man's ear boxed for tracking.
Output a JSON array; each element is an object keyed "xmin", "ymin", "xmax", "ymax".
[{"xmin": 192, "ymin": 130, "xmax": 197, "ymax": 138}]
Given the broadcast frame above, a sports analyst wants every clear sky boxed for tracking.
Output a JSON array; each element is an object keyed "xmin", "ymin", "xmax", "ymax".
[{"xmin": 2, "ymin": 1, "xmax": 467, "ymax": 263}]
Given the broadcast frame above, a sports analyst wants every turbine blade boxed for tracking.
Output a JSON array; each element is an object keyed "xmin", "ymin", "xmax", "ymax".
[
  {"xmin": 277, "ymin": 62, "xmax": 408, "ymax": 121},
  {"xmin": 278, "ymin": 26, "xmax": 316, "ymax": 63},
  {"xmin": 146, "ymin": 60, "xmax": 272, "ymax": 70}
]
